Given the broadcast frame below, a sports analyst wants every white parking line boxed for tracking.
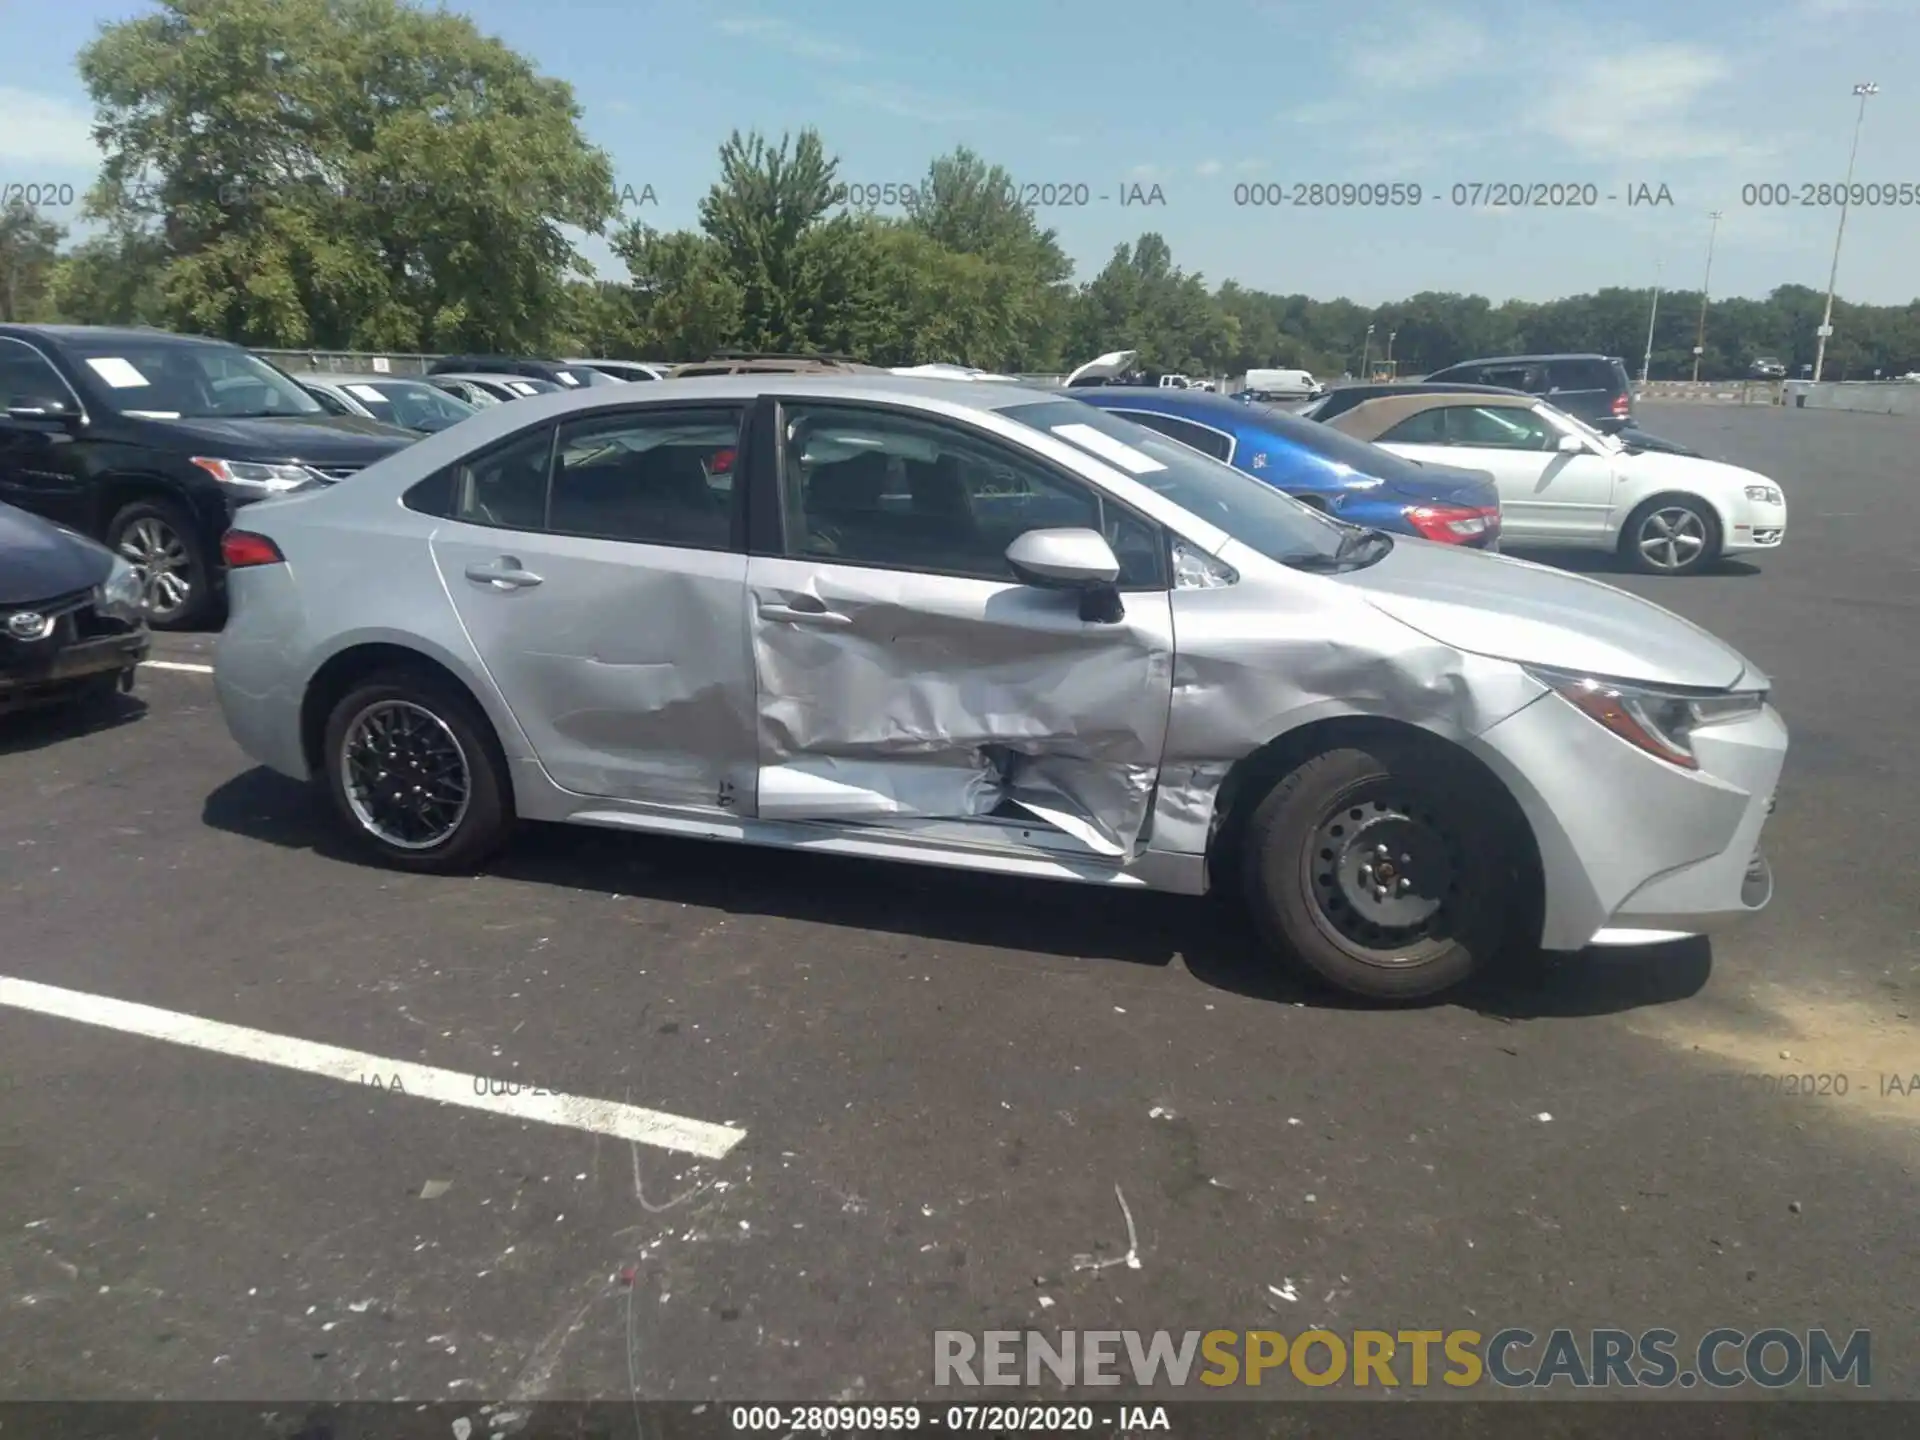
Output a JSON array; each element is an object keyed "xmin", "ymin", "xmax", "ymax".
[
  {"xmin": 141, "ymin": 659, "xmax": 215, "ymax": 674},
  {"xmin": 0, "ymin": 976, "xmax": 746, "ymax": 1160}
]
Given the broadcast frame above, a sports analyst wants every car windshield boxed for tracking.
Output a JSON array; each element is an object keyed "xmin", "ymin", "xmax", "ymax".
[
  {"xmin": 66, "ymin": 340, "xmax": 323, "ymax": 419},
  {"xmin": 338, "ymin": 379, "xmax": 475, "ymax": 430},
  {"xmin": 1001, "ymin": 400, "xmax": 1348, "ymax": 564},
  {"xmin": 1546, "ymin": 404, "xmax": 1623, "ymax": 453}
]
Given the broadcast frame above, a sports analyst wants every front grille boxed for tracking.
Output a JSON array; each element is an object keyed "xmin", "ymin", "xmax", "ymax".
[{"xmin": 1, "ymin": 588, "xmax": 95, "ymax": 673}]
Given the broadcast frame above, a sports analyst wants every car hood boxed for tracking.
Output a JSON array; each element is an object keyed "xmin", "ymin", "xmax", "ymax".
[
  {"xmin": 0, "ymin": 501, "xmax": 113, "ymax": 604},
  {"xmin": 1336, "ymin": 538, "xmax": 1757, "ymax": 690},
  {"xmin": 1620, "ymin": 449, "xmax": 1773, "ymax": 494},
  {"xmin": 1618, "ymin": 428, "xmax": 1701, "ymax": 458},
  {"xmin": 152, "ymin": 414, "xmax": 417, "ymax": 462}
]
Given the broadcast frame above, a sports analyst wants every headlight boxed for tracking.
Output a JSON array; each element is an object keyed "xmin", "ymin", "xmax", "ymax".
[
  {"xmin": 1744, "ymin": 484, "xmax": 1782, "ymax": 504},
  {"xmin": 96, "ymin": 555, "xmax": 146, "ymax": 622},
  {"xmin": 1525, "ymin": 666, "xmax": 1766, "ymax": 770},
  {"xmin": 189, "ymin": 456, "xmax": 316, "ymax": 493}
]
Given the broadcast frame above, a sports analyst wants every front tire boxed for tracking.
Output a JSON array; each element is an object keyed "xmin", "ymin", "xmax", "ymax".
[
  {"xmin": 1240, "ymin": 743, "xmax": 1518, "ymax": 1001},
  {"xmin": 108, "ymin": 498, "xmax": 213, "ymax": 629},
  {"xmin": 1620, "ymin": 496, "xmax": 1719, "ymax": 576},
  {"xmin": 321, "ymin": 670, "xmax": 513, "ymax": 873}
]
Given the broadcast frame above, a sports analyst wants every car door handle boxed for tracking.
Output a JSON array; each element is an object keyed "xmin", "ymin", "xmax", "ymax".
[
  {"xmin": 759, "ymin": 600, "xmax": 852, "ymax": 627},
  {"xmin": 465, "ymin": 560, "xmax": 543, "ymax": 589}
]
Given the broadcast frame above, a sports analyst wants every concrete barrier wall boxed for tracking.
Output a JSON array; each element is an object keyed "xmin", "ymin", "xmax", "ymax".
[{"xmin": 1780, "ymin": 380, "xmax": 1920, "ymax": 416}]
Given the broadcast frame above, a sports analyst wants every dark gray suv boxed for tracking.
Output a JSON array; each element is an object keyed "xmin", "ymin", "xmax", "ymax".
[{"xmin": 1422, "ymin": 354, "xmax": 1634, "ymax": 433}]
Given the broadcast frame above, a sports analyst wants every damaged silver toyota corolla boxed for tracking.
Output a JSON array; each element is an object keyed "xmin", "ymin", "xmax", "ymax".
[{"xmin": 214, "ymin": 375, "xmax": 1786, "ymax": 1000}]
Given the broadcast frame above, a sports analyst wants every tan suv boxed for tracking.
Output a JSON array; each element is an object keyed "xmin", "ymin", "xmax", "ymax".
[{"xmin": 667, "ymin": 351, "xmax": 886, "ymax": 378}]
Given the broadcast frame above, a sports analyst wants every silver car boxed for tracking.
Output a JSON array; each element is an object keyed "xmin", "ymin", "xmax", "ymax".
[
  {"xmin": 212, "ymin": 376, "xmax": 1786, "ymax": 1000},
  {"xmin": 294, "ymin": 372, "xmax": 478, "ymax": 434}
]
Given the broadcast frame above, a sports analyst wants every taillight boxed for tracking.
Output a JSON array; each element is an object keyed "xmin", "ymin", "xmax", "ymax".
[
  {"xmin": 1611, "ymin": 394, "xmax": 1632, "ymax": 417},
  {"xmin": 221, "ymin": 530, "xmax": 284, "ymax": 568},
  {"xmin": 1404, "ymin": 505, "xmax": 1499, "ymax": 544}
]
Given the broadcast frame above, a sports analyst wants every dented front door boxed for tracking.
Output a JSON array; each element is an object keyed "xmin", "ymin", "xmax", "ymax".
[{"xmin": 745, "ymin": 399, "xmax": 1175, "ymax": 858}]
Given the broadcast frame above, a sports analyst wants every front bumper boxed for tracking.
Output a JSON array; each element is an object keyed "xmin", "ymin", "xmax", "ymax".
[
  {"xmin": 1723, "ymin": 498, "xmax": 1788, "ymax": 553},
  {"xmin": 0, "ymin": 629, "xmax": 150, "ymax": 714},
  {"xmin": 1470, "ymin": 691, "xmax": 1787, "ymax": 951}
]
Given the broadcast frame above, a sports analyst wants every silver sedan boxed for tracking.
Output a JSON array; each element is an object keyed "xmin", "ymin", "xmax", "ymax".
[{"xmin": 212, "ymin": 376, "xmax": 1786, "ymax": 1000}]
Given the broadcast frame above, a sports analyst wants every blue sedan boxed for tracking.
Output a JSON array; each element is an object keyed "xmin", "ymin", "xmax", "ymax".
[{"xmin": 1070, "ymin": 386, "xmax": 1502, "ymax": 549}]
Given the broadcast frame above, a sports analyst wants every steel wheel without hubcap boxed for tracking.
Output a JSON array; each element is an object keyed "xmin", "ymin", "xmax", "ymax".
[
  {"xmin": 117, "ymin": 516, "xmax": 195, "ymax": 621},
  {"xmin": 1307, "ymin": 794, "xmax": 1462, "ymax": 964},
  {"xmin": 1635, "ymin": 506, "xmax": 1708, "ymax": 572},
  {"xmin": 339, "ymin": 699, "xmax": 472, "ymax": 850}
]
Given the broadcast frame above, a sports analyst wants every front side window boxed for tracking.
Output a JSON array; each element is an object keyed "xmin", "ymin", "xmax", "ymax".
[
  {"xmin": 305, "ymin": 386, "xmax": 354, "ymax": 416},
  {"xmin": 547, "ymin": 408, "xmax": 743, "ymax": 549},
  {"xmin": 1002, "ymin": 399, "xmax": 1349, "ymax": 567},
  {"xmin": 779, "ymin": 402, "xmax": 1166, "ymax": 587},
  {"xmin": 59, "ymin": 340, "xmax": 322, "ymax": 419},
  {"xmin": 1445, "ymin": 405, "xmax": 1554, "ymax": 450},
  {"xmin": 1111, "ymin": 409, "xmax": 1235, "ymax": 462}
]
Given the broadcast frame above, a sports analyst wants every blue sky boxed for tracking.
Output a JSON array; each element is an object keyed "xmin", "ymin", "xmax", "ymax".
[{"xmin": 4, "ymin": 0, "xmax": 1918, "ymax": 304}]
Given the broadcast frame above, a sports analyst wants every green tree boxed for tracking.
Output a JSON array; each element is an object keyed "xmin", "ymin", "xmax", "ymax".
[
  {"xmin": 0, "ymin": 199, "xmax": 67, "ymax": 322},
  {"xmin": 76, "ymin": 0, "xmax": 614, "ymax": 349},
  {"xmin": 696, "ymin": 128, "xmax": 843, "ymax": 351}
]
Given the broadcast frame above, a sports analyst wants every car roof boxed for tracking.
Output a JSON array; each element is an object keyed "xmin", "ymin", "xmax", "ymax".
[
  {"xmin": 1, "ymin": 323, "xmax": 237, "ymax": 349},
  {"xmin": 432, "ymin": 371, "xmax": 548, "ymax": 384},
  {"xmin": 1327, "ymin": 389, "xmax": 1541, "ymax": 435},
  {"xmin": 1073, "ymin": 386, "xmax": 1270, "ymax": 423},
  {"xmin": 1435, "ymin": 353, "xmax": 1617, "ymax": 367},
  {"xmin": 296, "ymin": 372, "xmax": 428, "ymax": 386}
]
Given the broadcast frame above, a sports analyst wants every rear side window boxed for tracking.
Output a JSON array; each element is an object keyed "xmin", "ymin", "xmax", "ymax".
[
  {"xmin": 547, "ymin": 407, "xmax": 743, "ymax": 549},
  {"xmin": 1476, "ymin": 365, "xmax": 1542, "ymax": 393},
  {"xmin": 1378, "ymin": 409, "xmax": 1449, "ymax": 444},
  {"xmin": 1110, "ymin": 409, "xmax": 1235, "ymax": 462},
  {"xmin": 1547, "ymin": 359, "xmax": 1618, "ymax": 392},
  {"xmin": 404, "ymin": 425, "xmax": 555, "ymax": 529}
]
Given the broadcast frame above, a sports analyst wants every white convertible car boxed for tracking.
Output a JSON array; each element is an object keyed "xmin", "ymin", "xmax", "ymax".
[{"xmin": 1324, "ymin": 391, "xmax": 1787, "ymax": 575}]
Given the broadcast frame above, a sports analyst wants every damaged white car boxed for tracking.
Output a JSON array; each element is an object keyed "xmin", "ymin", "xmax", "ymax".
[{"xmin": 213, "ymin": 375, "xmax": 1787, "ymax": 999}]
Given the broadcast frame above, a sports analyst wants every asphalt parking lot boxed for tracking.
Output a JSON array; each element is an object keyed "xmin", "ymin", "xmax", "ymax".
[{"xmin": 3, "ymin": 401, "xmax": 1917, "ymax": 1404}]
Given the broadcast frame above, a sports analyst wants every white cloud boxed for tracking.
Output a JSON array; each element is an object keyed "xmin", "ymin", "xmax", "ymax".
[
  {"xmin": 1127, "ymin": 163, "xmax": 1167, "ymax": 180},
  {"xmin": 714, "ymin": 16, "xmax": 866, "ymax": 64},
  {"xmin": 1196, "ymin": 159, "xmax": 1223, "ymax": 177},
  {"xmin": 1344, "ymin": 14, "xmax": 1489, "ymax": 89},
  {"xmin": 826, "ymin": 82, "xmax": 995, "ymax": 127},
  {"xmin": 1538, "ymin": 45, "xmax": 1756, "ymax": 163},
  {"xmin": 0, "ymin": 87, "xmax": 101, "ymax": 168}
]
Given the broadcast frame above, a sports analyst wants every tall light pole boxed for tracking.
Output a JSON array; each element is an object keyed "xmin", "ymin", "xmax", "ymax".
[
  {"xmin": 1813, "ymin": 81, "xmax": 1878, "ymax": 383},
  {"xmin": 1360, "ymin": 323, "xmax": 1375, "ymax": 378},
  {"xmin": 1642, "ymin": 259, "xmax": 1663, "ymax": 385},
  {"xmin": 1691, "ymin": 211, "xmax": 1722, "ymax": 382}
]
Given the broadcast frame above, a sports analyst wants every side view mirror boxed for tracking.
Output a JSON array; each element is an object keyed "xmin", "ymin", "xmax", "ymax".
[
  {"xmin": 5, "ymin": 396, "xmax": 78, "ymax": 427},
  {"xmin": 1557, "ymin": 434, "xmax": 1587, "ymax": 454},
  {"xmin": 1006, "ymin": 528, "xmax": 1125, "ymax": 623}
]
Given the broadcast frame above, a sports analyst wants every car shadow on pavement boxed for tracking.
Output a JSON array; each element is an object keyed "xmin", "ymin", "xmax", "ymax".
[
  {"xmin": 0, "ymin": 692, "xmax": 149, "ymax": 756},
  {"xmin": 201, "ymin": 765, "xmax": 1712, "ymax": 1019}
]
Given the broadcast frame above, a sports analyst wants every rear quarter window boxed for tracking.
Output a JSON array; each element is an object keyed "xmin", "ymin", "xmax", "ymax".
[{"xmin": 1549, "ymin": 360, "xmax": 1618, "ymax": 391}]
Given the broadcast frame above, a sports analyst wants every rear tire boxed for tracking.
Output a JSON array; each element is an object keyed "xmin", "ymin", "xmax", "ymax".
[
  {"xmin": 321, "ymin": 669, "xmax": 513, "ymax": 873},
  {"xmin": 107, "ymin": 498, "xmax": 214, "ymax": 630},
  {"xmin": 1239, "ymin": 742, "xmax": 1517, "ymax": 1001},
  {"xmin": 1619, "ymin": 495, "xmax": 1719, "ymax": 576}
]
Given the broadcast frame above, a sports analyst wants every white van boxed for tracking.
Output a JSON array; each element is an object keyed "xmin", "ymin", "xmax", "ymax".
[{"xmin": 1242, "ymin": 368, "xmax": 1322, "ymax": 400}]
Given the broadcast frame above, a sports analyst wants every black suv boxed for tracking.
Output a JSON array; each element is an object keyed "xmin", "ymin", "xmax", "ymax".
[
  {"xmin": 425, "ymin": 355, "xmax": 618, "ymax": 390},
  {"xmin": 1420, "ymin": 354, "xmax": 1635, "ymax": 432},
  {"xmin": 0, "ymin": 325, "xmax": 416, "ymax": 629}
]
